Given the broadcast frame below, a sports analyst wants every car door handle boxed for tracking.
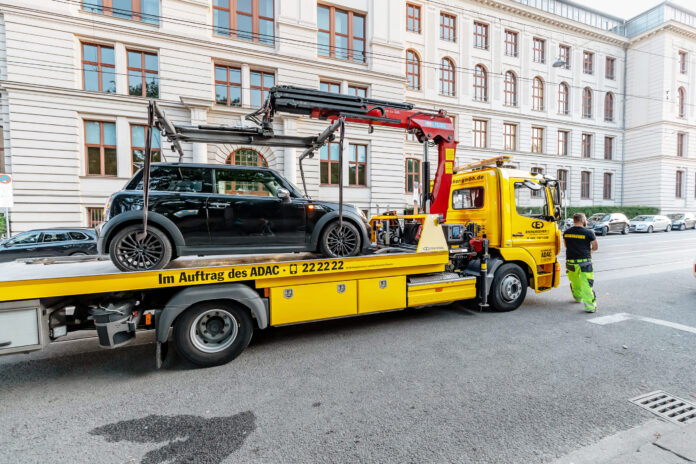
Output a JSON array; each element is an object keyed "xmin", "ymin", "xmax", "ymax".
[
  {"xmin": 208, "ymin": 202, "xmax": 230, "ymax": 209},
  {"xmin": 512, "ymin": 233, "xmax": 524, "ymax": 237}
]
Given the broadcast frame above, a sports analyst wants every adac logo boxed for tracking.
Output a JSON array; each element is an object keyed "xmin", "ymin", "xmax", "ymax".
[{"xmin": 531, "ymin": 221, "xmax": 544, "ymax": 229}]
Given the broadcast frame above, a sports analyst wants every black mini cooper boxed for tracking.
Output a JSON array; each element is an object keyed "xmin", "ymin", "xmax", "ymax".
[{"xmin": 98, "ymin": 163, "xmax": 370, "ymax": 271}]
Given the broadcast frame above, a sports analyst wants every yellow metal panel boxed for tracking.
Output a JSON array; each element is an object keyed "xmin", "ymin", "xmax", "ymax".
[
  {"xmin": 416, "ymin": 216, "xmax": 449, "ymax": 253},
  {"xmin": 270, "ymin": 280, "xmax": 357, "ymax": 325},
  {"xmin": 358, "ymin": 276, "xmax": 406, "ymax": 314},
  {"xmin": 407, "ymin": 280, "xmax": 477, "ymax": 307},
  {"xmin": 445, "ymin": 148, "xmax": 455, "ymax": 161}
]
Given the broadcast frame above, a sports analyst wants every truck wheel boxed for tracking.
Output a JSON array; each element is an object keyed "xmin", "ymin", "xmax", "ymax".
[
  {"xmin": 174, "ymin": 302, "xmax": 253, "ymax": 367},
  {"xmin": 109, "ymin": 224, "xmax": 172, "ymax": 272},
  {"xmin": 319, "ymin": 221, "xmax": 361, "ymax": 258},
  {"xmin": 489, "ymin": 263, "xmax": 528, "ymax": 312}
]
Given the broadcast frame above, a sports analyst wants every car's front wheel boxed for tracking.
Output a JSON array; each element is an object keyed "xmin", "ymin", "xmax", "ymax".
[
  {"xmin": 109, "ymin": 224, "xmax": 173, "ymax": 272},
  {"xmin": 319, "ymin": 221, "xmax": 361, "ymax": 258},
  {"xmin": 648, "ymin": 226, "xmax": 654, "ymax": 233},
  {"xmin": 680, "ymin": 224, "xmax": 686, "ymax": 231},
  {"xmin": 622, "ymin": 225, "xmax": 629, "ymax": 235},
  {"xmin": 602, "ymin": 226, "xmax": 609, "ymax": 236},
  {"xmin": 665, "ymin": 225, "xmax": 671, "ymax": 233}
]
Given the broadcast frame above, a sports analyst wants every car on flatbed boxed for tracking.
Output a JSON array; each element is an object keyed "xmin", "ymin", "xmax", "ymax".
[
  {"xmin": 98, "ymin": 163, "xmax": 370, "ymax": 272},
  {"xmin": 0, "ymin": 228, "xmax": 97, "ymax": 263}
]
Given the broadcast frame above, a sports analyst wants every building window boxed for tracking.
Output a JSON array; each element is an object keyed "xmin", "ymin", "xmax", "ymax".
[
  {"xmin": 530, "ymin": 167, "xmax": 543, "ymax": 197},
  {"xmin": 439, "ymin": 58, "xmax": 456, "ymax": 96},
  {"xmin": 82, "ymin": 0, "xmax": 160, "ymax": 25},
  {"xmin": 558, "ymin": 44, "xmax": 570, "ymax": 69},
  {"xmin": 131, "ymin": 124, "xmax": 161, "ymax": 173},
  {"xmin": 583, "ymin": 51, "xmax": 594, "ymax": 74},
  {"xmin": 582, "ymin": 133, "xmax": 592, "ymax": 158},
  {"xmin": 531, "ymin": 127, "xmax": 544, "ymax": 153},
  {"xmin": 606, "ymin": 57, "xmax": 615, "ymax": 80},
  {"xmin": 406, "ymin": 158, "xmax": 420, "ymax": 193},
  {"xmin": 557, "ymin": 169, "xmax": 568, "ymax": 192},
  {"xmin": 213, "ymin": 0, "xmax": 274, "ymax": 44},
  {"xmin": 676, "ymin": 171, "xmax": 684, "ymax": 198},
  {"xmin": 87, "ymin": 207, "xmax": 104, "ymax": 228},
  {"xmin": 603, "ymin": 173, "xmax": 612, "ymax": 200},
  {"xmin": 84, "ymin": 121, "xmax": 117, "ymax": 176},
  {"xmin": 320, "ymin": 142, "xmax": 340, "ymax": 185},
  {"xmin": 348, "ymin": 85, "xmax": 367, "ymax": 97},
  {"xmin": 473, "ymin": 22, "xmax": 488, "ymax": 49},
  {"xmin": 224, "ymin": 149, "xmax": 268, "ymax": 193},
  {"xmin": 677, "ymin": 133, "xmax": 685, "ymax": 157},
  {"xmin": 582, "ymin": 87, "xmax": 593, "ymax": 118},
  {"xmin": 533, "ymin": 38, "xmax": 545, "ymax": 63},
  {"xmin": 215, "ymin": 65, "xmax": 242, "ymax": 106},
  {"xmin": 250, "ymin": 70, "xmax": 274, "ymax": 108},
  {"xmin": 678, "ymin": 87, "xmax": 686, "ymax": 118},
  {"xmin": 320, "ymin": 81, "xmax": 340, "ymax": 93},
  {"xmin": 558, "ymin": 130, "xmax": 569, "ymax": 156},
  {"xmin": 473, "ymin": 65, "xmax": 487, "ymax": 102},
  {"xmin": 440, "ymin": 12, "xmax": 456, "ymax": 41},
  {"xmin": 127, "ymin": 50, "xmax": 158, "ymax": 98},
  {"xmin": 558, "ymin": 82, "xmax": 569, "ymax": 115},
  {"xmin": 406, "ymin": 3, "xmax": 421, "ymax": 33},
  {"xmin": 504, "ymin": 71, "xmax": 517, "ymax": 106},
  {"xmin": 473, "ymin": 119, "xmax": 487, "ymax": 148},
  {"xmin": 581, "ymin": 171, "xmax": 591, "ymax": 199},
  {"xmin": 503, "ymin": 123, "xmax": 516, "ymax": 151},
  {"xmin": 679, "ymin": 51, "xmax": 687, "ymax": 74},
  {"xmin": 317, "ymin": 5, "xmax": 365, "ymax": 62},
  {"xmin": 504, "ymin": 30, "xmax": 518, "ymax": 57},
  {"xmin": 349, "ymin": 144, "xmax": 367, "ymax": 186},
  {"xmin": 82, "ymin": 43, "xmax": 115, "ymax": 93},
  {"xmin": 532, "ymin": 77, "xmax": 544, "ymax": 111},
  {"xmin": 604, "ymin": 92, "xmax": 614, "ymax": 121},
  {"xmin": 604, "ymin": 136, "xmax": 614, "ymax": 160},
  {"xmin": 406, "ymin": 49, "xmax": 420, "ymax": 90}
]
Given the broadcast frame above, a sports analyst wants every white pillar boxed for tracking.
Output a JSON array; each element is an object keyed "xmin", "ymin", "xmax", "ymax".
[
  {"xmin": 188, "ymin": 106, "xmax": 209, "ymax": 163},
  {"xmin": 242, "ymin": 64, "xmax": 251, "ymax": 108},
  {"xmin": 114, "ymin": 43, "xmax": 127, "ymax": 95},
  {"xmin": 116, "ymin": 116, "xmax": 131, "ymax": 178},
  {"xmin": 283, "ymin": 117, "xmax": 297, "ymax": 182}
]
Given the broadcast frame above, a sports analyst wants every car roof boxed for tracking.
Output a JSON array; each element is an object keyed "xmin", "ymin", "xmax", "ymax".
[{"xmin": 147, "ymin": 162, "xmax": 276, "ymax": 172}]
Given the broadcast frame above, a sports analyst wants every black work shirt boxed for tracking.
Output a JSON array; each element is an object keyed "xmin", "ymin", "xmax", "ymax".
[{"xmin": 563, "ymin": 226, "xmax": 596, "ymax": 260}]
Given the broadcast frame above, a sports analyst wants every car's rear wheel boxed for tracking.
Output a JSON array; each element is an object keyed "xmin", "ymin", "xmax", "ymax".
[
  {"xmin": 109, "ymin": 224, "xmax": 172, "ymax": 272},
  {"xmin": 665, "ymin": 225, "xmax": 671, "ymax": 233},
  {"xmin": 622, "ymin": 225, "xmax": 629, "ymax": 235},
  {"xmin": 680, "ymin": 224, "xmax": 686, "ymax": 231},
  {"xmin": 319, "ymin": 221, "xmax": 361, "ymax": 258}
]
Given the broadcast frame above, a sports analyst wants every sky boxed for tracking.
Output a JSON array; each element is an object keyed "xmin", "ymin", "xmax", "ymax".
[{"xmin": 576, "ymin": 0, "xmax": 695, "ymax": 19}]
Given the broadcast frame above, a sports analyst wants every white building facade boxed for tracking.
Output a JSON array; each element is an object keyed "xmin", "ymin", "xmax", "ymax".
[{"xmin": 0, "ymin": 0, "xmax": 694, "ymax": 233}]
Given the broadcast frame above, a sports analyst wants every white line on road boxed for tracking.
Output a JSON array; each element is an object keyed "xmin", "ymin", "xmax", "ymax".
[{"xmin": 588, "ymin": 312, "xmax": 696, "ymax": 334}]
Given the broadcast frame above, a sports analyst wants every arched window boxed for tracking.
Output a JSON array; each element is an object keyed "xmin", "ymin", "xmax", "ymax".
[
  {"xmin": 439, "ymin": 57, "xmax": 455, "ymax": 96},
  {"xmin": 604, "ymin": 92, "xmax": 614, "ymax": 121},
  {"xmin": 406, "ymin": 49, "xmax": 420, "ymax": 90},
  {"xmin": 582, "ymin": 87, "xmax": 593, "ymax": 118},
  {"xmin": 473, "ymin": 64, "xmax": 487, "ymax": 102},
  {"xmin": 504, "ymin": 71, "xmax": 517, "ymax": 106},
  {"xmin": 558, "ymin": 82, "xmax": 569, "ymax": 115},
  {"xmin": 224, "ymin": 148, "xmax": 268, "ymax": 194},
  {"xmin": 678, "ymin": 87, "xmax": 686, "ymax": 117},
  {"xmin": 532, "ymin": 77, "xmax": 544, "ymax": 111}
]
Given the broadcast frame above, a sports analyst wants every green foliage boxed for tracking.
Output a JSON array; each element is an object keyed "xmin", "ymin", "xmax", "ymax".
[
  {"xmin": 0, "ymin": 213, "xmax": 5, "ymax": 239},
  {"xmin": 561, "ymin": 206, "xmax": 660, "ymax": 221}
]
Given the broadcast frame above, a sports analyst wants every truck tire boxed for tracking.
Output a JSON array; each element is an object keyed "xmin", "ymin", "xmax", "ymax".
[
  {"xmin": 489, "ymin": 263, "xmax": 528, "ymax": 312},
  {"xmin": 109, "ymin": 224, "xmax": 173, "ymax": 272},
  {"xmin": 319, "ymin": 221, "xmax": 361, "ymax": 258},
  {"xmin": 173, "ymin": 302, "xmax": 253, "ymax": 367}
]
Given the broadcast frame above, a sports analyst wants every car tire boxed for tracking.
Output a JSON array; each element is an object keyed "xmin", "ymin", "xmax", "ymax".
[
  {"xmin": 680, "ymin": 224, "xmax": 686, "ymax": 231},
  {"xmin": 174, "ymin": 302, "xmax": 253, "ymax": 367},
  {"xmin": 665, "ymin": 225, "xmax": 671, "ymax": 233},
  {"xmin": 319, "ymin": 221, "xmax": 362, "ymax": 258},
  {"xmin": 602, "ymin": 226, "xmax": 609, "ymax": 236},
  {"xmin": 109, "ymin": 224, "xmax": 173, "ymax": 272},
  {"xmin": 648, "ymin": 226, "xmax": 653, "ymax": 233},
  {"xmin": 622, "ymin": 225, "xmax": 629, "ymax": 235},
  {"xmin": 489, "ymin": 263, "xmax": 528, "ymax": 312}
]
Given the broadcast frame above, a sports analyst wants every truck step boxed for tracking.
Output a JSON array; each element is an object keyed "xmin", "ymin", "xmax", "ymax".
[{"xmin": 408, "ymin": 272, "xmax": 475, "ymax": 287}]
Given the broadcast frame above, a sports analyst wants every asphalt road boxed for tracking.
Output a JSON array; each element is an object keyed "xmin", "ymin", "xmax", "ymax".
[{"xmin": 1, "ymin": 230, "xmax": 695, "ymax": 464}]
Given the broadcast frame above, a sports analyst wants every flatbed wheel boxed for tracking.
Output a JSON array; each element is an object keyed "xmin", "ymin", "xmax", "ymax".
[
  {"xmin": 174, "ymin": 302, "xmax": 253, "ymax": 367},
  {"xmin": 489, "ymin": 263, "xmax": 527, "ymax": 312}
]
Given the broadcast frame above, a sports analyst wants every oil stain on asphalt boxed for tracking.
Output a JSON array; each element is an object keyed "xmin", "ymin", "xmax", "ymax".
[{"xmin": 89, "ymin": 411, "xmax": 256, "ymax": 464}]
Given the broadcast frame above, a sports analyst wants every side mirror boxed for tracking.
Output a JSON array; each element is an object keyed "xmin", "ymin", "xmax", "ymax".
[
  {"xmin": 554, "ymin": 205, "xmax": 562, "ymax": 221},
  {"xmin": 277, "ymin": 188, "xmax": 291, "ymax": 202},
  {"xmin": 523, "ymin": 180, "xmax": 542, "ymax": 191}
]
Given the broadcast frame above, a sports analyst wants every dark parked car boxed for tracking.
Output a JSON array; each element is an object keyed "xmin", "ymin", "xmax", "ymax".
[
  {"xmin": 0, "ymin": 228, "xmax": 97, "ymax": 263},
  {"xmin": 587, "ymin": 213, "xmax": 630, "ymax": 236},
  {"xmin": 667, "ymin": 213, "xmax": 696, "ymax": 231},
  {"xmin": 98, "ymin": 163, "xmax": 370, "ymax": 272}
]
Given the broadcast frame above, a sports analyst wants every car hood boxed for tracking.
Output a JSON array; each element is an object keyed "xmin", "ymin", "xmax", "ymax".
[{"xmin": 630, "ymin": 221, "xmax": 652, "ymax": 225}]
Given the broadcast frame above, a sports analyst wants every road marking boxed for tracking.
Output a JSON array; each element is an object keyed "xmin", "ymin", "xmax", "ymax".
[{"xmin": 588, "ymin": 312, "xmax": 696, "ymax": 334}]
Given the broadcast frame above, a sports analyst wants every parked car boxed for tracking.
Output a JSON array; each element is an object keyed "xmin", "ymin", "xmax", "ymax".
[
  {"xmin": 629, "ymin": 215, "xmax": 672, "ymax": 233},
  {"xmin": 587, "ymin": 213, "xmax": 630, "ymax": 236},
  {"xmin": 0, "ymin": 228, "xmax": 97, "ymax": 263},
  {"xmin": 667, "ymin": 213, "xmax": 696, "ymax": 231},
  {"xmin": 98, "ymin": 163, "xmax": 371, "ymax": 272}
]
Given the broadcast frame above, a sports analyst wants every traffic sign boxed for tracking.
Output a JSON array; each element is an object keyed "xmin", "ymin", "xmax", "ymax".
[{"xmin": 0, "ymin": 174, "xmax": 14, "ymax": 208}]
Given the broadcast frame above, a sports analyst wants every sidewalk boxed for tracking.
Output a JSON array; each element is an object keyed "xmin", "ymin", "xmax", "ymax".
[{"xmin": 552, "ymin": 419, "xmax": 696, "ymax": 464}]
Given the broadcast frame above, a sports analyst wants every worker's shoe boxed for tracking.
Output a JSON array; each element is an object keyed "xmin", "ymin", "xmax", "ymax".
[{"xmin": 584, "ymin": 305, "xmax": 597, "ymax": 313}]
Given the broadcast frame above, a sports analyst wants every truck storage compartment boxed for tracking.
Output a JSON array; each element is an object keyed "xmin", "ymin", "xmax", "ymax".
[
  {"xmin": 358, "ymin": 276, "xmax": 406, "ymax": 314},
  {"xmin": 270, "ymin": 280, "xmax": 357, "ymax": 325},
  {"xmin": 0, "ymin": 300, "xmax": 45, "ymax": 355},
  {"xmin": 407, "ymin": 273, "xmax": 477, "ymax": 307}
]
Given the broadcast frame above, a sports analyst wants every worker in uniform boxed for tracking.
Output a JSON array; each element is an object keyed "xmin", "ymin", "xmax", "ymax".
[{"xmin": 563, "ymin": 213, "xmax": 599, "ymax": 313}]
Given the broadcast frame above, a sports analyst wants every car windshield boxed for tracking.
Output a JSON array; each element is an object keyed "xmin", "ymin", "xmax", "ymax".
[
  {"xmin": 589, "ymin": 214, "xmax": 605, "ymax": 221},
  {"xmin": 667, "ymin": 214, "xmax": 683, "ymax": 220},
  {"xmin": 632, "ymin": 215, "xmax": 653, "ymax": 222}
]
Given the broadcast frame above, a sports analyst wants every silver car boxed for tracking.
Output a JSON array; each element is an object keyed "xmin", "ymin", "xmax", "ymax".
[
  {"xmin": 629, "ymin": 215, "xmax": 672, "ymax": 233},
  {"xmin": 667, "ymin": 213, "xmax": 696, "ymax": 231}
]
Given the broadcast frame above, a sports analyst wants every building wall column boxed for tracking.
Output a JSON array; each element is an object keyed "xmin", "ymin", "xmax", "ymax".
[
  {"xmin": 283, "ymin": 117, "xmax": 297, "ymax": 182},
  {"xmin": 180, "ymin": 97, "xmax": 214, "ymax": 163},
  {"xmin": 242, "ymin": 64, "xmax": 251, "ymax": 108}
]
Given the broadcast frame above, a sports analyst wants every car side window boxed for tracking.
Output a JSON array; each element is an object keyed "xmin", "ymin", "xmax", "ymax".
[
  {"xmin": 69, "ymin": 232, "xmax": 89, "ymax": 241},
  {"xmin": 214, "ymin": 169, "xmax": 284, "ymax": 197},
  {"xmin": 8, "ymin": 231, "xmax": 41, "ymax": 245},
  {"xmin": 43, "ymin": 232, "xmax": 70, "ymax": 243},
  {"xmin": 134, "ymin": 167, "xmax": 213, "ymax": 193}
]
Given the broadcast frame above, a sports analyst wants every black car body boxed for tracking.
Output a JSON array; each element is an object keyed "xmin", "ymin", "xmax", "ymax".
[
  {"xmin": 0, "ymin": 228, "xmax": 97, "ymax": 263},
  {"xmin": 587, "ymin": 213, "xmax": 630, "ymax": 236},
  {"xmin": 98, "ymin": 163, "xmax": 370, "ymax": 271}
]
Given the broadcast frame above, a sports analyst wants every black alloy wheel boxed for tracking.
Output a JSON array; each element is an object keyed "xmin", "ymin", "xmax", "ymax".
[
  {"xmin": 319, "ymin": 221, "xmax": 361, "ymax": 258},
  {"xmin": 109, "ymin": 224, "xmax": 173, "ymax": 272}
]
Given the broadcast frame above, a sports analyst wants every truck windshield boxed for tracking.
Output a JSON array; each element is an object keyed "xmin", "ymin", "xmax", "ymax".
[{"xmin": 514, "ymin": 181, "xmax": 549, "ymax": 219}]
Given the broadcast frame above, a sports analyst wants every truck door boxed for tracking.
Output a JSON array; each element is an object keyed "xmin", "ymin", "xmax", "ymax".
[{"xmin": 509, "ymin": 179, "xmax": 555, "ymax": 263}]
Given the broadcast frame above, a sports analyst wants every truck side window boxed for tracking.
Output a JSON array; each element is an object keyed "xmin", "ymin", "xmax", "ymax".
[
  {"xmin": 514, "ymin": 182, "xmax": 548, "ymax": 218},
  {"xmin": 452, "ymin": 187, "xmax": 484, "ymax": 209}
]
